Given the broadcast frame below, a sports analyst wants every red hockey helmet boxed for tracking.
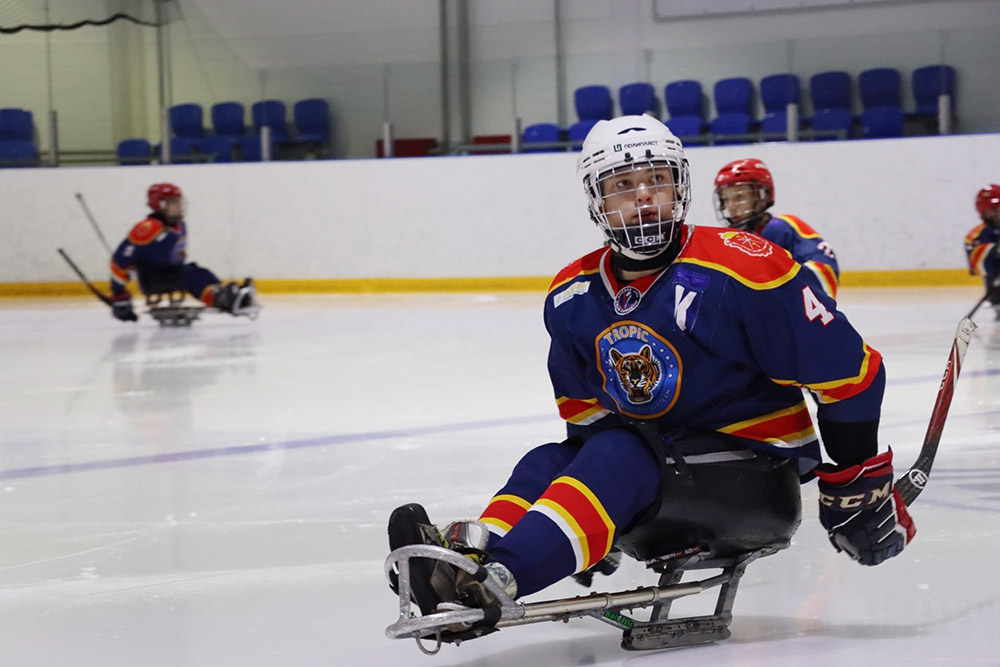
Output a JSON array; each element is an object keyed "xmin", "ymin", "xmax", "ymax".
[
  {"xmin": 713, "ymin": 159, "xmax": 775, "ymax": 228},
  {"xmin": 147, "ymin": 183, "xmax": 183, "ymax": 211},
  {"xmin": 975, "ymin": 184, "xmax": 1000, "ymax": 219}
]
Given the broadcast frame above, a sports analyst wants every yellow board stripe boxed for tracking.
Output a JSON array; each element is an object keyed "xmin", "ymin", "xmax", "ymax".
[
  {"xmin": 677, "ymin": 257, "xmax": 801, "ymax": 290},
  {"xmin": 0, "ymin": 270, "xmax": 984, "ymax": 299}
]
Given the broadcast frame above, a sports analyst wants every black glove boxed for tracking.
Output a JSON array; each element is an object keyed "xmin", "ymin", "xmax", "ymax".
[
  {"xmin": 111, "ymin": 292, "xmax": 137, "ymax": 322},
  {"xmin": 815, "ymin": 449, "xmax": 915, "ymax": 566}
]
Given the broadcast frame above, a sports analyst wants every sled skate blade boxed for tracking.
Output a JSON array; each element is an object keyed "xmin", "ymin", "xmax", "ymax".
[
  {"xmin": 147, "ymin": 305, "xmax": 203, "ymax": 327},
  {"xmin": 623, "ymin": 615, "xmax": 731, "ymax": 650}
]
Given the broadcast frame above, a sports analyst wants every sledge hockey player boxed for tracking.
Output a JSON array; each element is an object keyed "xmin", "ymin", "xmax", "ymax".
[
  {"xmin": 713, "ymin": 158, "xmax": 840, "ymax": 298},
  {"xmin": 964, "ymin": 184, "xmax": 1000, "ymax": 320},
  {"xmin": 108, "ymin": 183, "xmax": 256, "ymax": 322},
  {"xmin": 387, "ymin": 115, "xmax": 915, "ymax": 646}
]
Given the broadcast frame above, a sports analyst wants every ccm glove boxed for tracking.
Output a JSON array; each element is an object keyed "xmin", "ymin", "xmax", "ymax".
[
  {"xmin": 111, "ymin": 292, "xmax": 138, "ymax": 322},
  {"xmin": 815, "ymin": 449, "xmax": 915, "ymax": 566}
]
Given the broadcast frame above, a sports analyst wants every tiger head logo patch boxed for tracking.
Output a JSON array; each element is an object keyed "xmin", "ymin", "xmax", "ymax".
[
  {"xmin": 596, "ymin": 321, "xmax": 682, "ymax": 418},
  {"xmin": 609, "ymin": 345, "xmax": 659, "ymax": 404}
]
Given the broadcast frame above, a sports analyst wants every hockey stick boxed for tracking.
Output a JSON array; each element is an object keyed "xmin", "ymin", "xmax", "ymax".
[
  {"xmin": 894, "ymin": 316, "xmax": 976, "ymax": 506},
  {"xmin": 74, "ymin": 192, "xmax": 113, "ymax": 255},
  {"xmin": 965, "ymin": 277, "xmax": 1000, "ymax": 320},
  {"xmin": 56, "ymin": 248, "xmax": 113, "ymax": 307}
]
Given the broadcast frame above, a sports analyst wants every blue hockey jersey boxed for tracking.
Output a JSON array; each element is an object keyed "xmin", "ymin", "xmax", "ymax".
[
  {"xmin": 110, "ymin": 217, "xmax": 188, "ymax": 296},
  {"xmin": 544, "ymin": 225, "xmax": 884, "ymax": 475},
  {"xmin": 964, "ymin": 222, "xmax": 1000, "ymax": 279},
  {"xmin": 755, "ymin": 214, "xmax": 839, "ymax": 298}
]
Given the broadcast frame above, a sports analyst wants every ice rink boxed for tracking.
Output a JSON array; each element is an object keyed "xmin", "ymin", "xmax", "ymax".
[{"xmin": 1, "ymin": 287, "xmax": 998, "ymax": 667}]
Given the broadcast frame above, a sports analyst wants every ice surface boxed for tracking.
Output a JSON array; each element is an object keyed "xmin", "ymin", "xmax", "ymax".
[{"xmin": 0, "ymin": 288, "xmax": 997, "ymax": 666}]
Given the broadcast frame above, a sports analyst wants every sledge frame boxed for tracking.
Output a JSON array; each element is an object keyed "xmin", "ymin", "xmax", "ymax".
[{"xmin": 385, "ymin": 540, "xmax": 787, "ymax": 653}]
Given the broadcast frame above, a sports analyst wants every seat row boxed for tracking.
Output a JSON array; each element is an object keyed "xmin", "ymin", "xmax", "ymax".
[
  {"xmin": 117, "ymin": 98, "xmax": 331, "ymax": 164},
  {"xmin": 533, "ymin": 65, "xmax": 956, "ymax": 146}
]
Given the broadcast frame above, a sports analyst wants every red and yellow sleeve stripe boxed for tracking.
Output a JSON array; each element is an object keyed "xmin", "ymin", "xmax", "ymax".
[
  {"xmin": 773, "ymin": 343, "xmax": 882, "ymax": 404},
  {"xmin": 479, "ymin": 494, "xmax": 531, "ymax": 537},
  {"xmin": 776, "ymin": 214, "xmax": 820, "ymax": 239},
  {"xmin": 531, "ymin": 476, "xmax": 615, "ymax": 572},
  {"xmin": 110, "ymin": 259, "xmax": 130, "ymax": 286},
  {"xmin": 969, "ymin": 242, "xmax": 994, "ymax": 276},
  {"xmin": 804, "ymin": 260, "xmax": 839, "ymax": 298},
  {"xmin": 556, "ymin": 396, "xmax": 611, "ymax": 426},
  {"xmin": 717, "ymin": 401, "xmax": 816, "ymax": 448},
  {"xmin": 548, "ymin": 248, "xmax": 605, "ymax": 294}
]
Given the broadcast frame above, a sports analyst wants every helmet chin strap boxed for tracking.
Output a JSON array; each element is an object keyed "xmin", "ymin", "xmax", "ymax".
[
  {"xmin": 610, "ymin": 240, "xmax": 681, "ymax": 274},
  {"xmin": 732, "ymin": 211, "xmax": 771, "ymax": 233}
]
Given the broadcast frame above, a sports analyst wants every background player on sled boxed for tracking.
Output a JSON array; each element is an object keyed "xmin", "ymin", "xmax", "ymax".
[
  {"xmin": 388, "ymin": 115, "xmax": 914, "ymax": 645},
  {"xmin": 108, "ymin": 183, "xmax": 256, "ymax": 322},
  {"xmin": 965, "ymin": 184, "xmax": 1000, "ymax": 320},
  {"xmin": 714, "ymin": 158, "xmax": 839, "ymax": 298}
]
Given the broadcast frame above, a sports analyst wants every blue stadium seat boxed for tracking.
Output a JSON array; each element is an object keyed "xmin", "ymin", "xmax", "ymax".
[
  {"xmin": 665, "ymin": 80, "xmax": 702, "ymax": 119},
  {"xmin": 251, "ymin": 100, "xmax": 289, "ymax": 142},
  {"xmin": 710, "ymin": 113, "xmax": 751, "ymax": 145},
  {"xmin": 760, "ymin": 111, "xmax": 788, "ymax": 138},
  {"xmin": 522, "ymin": 123, "xmax": 562, "ymax": 152},
  {"xmin": 574, "ymin": 86, "xmax": 613, "ymax": 121},
  {"xmin": 810, "ymin": 71, "xmax": 851, "ymax": 112},
  {"xmin": 169, "ymin": 137, "xmax": 202, "ymax": 161},
  {"xmin": 241, "ymin": 134, "xmax": 275, "ymax": 161},
  {"xmin": 665, "ymin": 115, "xmax": 702, "ymax": 138},
  {"xmin": 117, "ymin": 138, "xmax": 151, "ymax": 165},
  {"xmin": 0, "ymin": 140, "xmax": 38, "ymax": 167},
  {"xmin": 861, "ymin": 106, "xmax": 904, "ymax": 139},
  {"xmin": 811, "ymin": 109, "xmax": 853, "ymax": 140},
  {"xmin": 859, "ymin": 68, "xmax": 901, "ymax": 110},
  {"xmin": 294, "ymin": 98, "xmax": 330, "ymax": 145},
  {"xmin": 211, "ymin": 102, "xmax": 246, "ymax": 138},
  {"xmin": 169, "ymin": 104, "xmax": 205, "ymax": 138},
  {"xmin": 912, "ymin": 65, "xmax": 956, "ymax": 115},
  {"xmin": 199, "ymin": 136, "xmax": 236, "ymax": 162},
  {"xmin": 0, "ymin": 108, "xmax": 34, "ymax": 142},
  {"xmin": 568, "ymin": 119, "xmax": 600, "ymax": 148},
  {"xmin": 713, "ymin": 78, "xmax": 753, "ymax": 116},
  {"xmin": 619, "ymin": 83, "xmax": 657, "ymax": 117},
  {"xmin": 760, "ymin": 74, "xmax": 799, "ymax": 114}
]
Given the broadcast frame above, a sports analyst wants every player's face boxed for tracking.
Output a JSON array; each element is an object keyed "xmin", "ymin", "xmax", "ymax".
[
  {"xmin": 163, "ymin": 197, "xmax": 184, "ymax": 221},
  {"xmin": 599, "ymin": 163, "xmax": 677, "ymax": 229},
  {"xmin": 716, "ymin": 183, "xmax": 762, "ymax": 224},
  {"xmin": 985, "ymin": 207, "xmax": 1000, "ymax": 226}
]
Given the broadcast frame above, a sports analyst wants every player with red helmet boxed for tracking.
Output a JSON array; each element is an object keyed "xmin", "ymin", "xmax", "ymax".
[
  {"xmin": 964, "ymin": 184, "xmax": 1000, "ymax": 320},
  {"xmin": 108, "ymin": 183, "xmax": 257, "ymax": 322},
  {"xmin": 714, "ymin": 159, "xmax": 839, "ymax": 298}
]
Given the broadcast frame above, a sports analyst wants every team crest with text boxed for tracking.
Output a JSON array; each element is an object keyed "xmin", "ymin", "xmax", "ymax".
[
  {"xmin": 596, "ymin": 321, "xmax": 682, "ymax": 418},
  {"xmin": 720, "ymin": 230, "xmax": 772, "ymax": 257}
]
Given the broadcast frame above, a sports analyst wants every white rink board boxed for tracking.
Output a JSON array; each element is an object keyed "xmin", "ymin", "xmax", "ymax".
[{"xmin": 1, "ymin": 132, "xmax": 998, "ymax": 284}]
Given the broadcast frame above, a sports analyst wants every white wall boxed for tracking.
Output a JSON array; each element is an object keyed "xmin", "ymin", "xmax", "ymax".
[{"xmin": 2, "ymin": 133, "xmax": 997, "ymax": 285}]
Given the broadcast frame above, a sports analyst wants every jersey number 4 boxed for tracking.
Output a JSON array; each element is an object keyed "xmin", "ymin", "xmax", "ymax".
[{"xmin": 802, "ymin": 286, "xmax": 834, "ymax": 325}]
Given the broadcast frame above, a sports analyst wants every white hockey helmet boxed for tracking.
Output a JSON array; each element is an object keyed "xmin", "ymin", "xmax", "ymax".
[{"xmin": 577, "ymin": 115, "xmax": 690, "ymax": 258}]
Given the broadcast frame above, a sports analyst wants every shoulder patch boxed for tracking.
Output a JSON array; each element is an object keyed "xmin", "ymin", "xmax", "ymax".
[
  {"xmin": 549, "ymin": 247, "xmax": 606, "ymax": 293},
  {"xmin": 965, "ymin": 223, "xmax": 987, "ymax": 246},
  {"xmin": 774, "ymin": 214, "xmax": 819, "ymax": 239},
  {"xmin": 128, "ymin": 218, "xmax": 165, "ymax": 245},
  {"xmin": 677, "ymin": 228, "xmax": 800, "ymax": 290}
]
